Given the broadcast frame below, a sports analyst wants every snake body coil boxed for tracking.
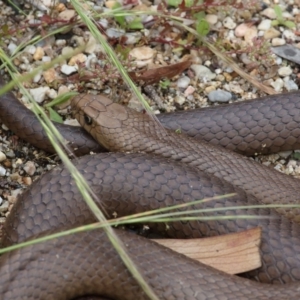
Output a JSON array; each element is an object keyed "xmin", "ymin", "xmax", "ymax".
[{"xmin": 1, "ymin": 81, "xmax": 300, "ymax": 299}]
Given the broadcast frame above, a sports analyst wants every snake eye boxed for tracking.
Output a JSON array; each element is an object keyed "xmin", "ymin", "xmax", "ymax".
[{"xmin": 84, "ymin": 114, "xmax": 93, "ymax": 125}]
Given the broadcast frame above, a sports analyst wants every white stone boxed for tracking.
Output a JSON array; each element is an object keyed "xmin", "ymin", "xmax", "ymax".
[
  {"xmin": 264, "ymin": 28, "xmax": 281, "ymax": 39},
  {"xmin": 7, "ymin": 42, "xmax": 17, "ymax": 55},
  {"xmin": 61, "ymin": 64, "xmax": 78, "ymax": 75},
  {"xmin": 29, "ymin": 86, "xmax": 50, "ymax": 103},
  {"xmin": 278, "ymin": 66, "xmax": 292, "ymax": 77},
  {"xmin": 0, "ymin": 151, "xmax": 6, "ymax": 162},
  {"xmin": 0, "ymin": 166, "xmax": 6, "ymax": 177},
  {"xmin": 23, "ymin": 161, "xmax": 36, "ymax": 176},
  {"xmin": 191, "ymin": 65, "xmax": 216, "ymax": 81},
  {"xmin": 223, "ymin": 17, "xmax": 236, "ymax": 29},
  {"xmin": 261, "ymin": 8, "xmax": 276, "ymax": 19},
  {"xmin": 283, "ymin": 29, "xmax": 296, "ymax": 41},
  {"xmin": 235, "ymin": 23, "xmax": 250, "ymax": 37},
  {"xmin": 244, "ymin": 26, "xmax": 258, "ymax": 44},
  {"xmin": 271, "ymin": 38, "xmax": 286, "ymax": 46},
  {"xmin": 174, "ymin": 95, "xmax": 185, "ymax": 105},
  {"xmin": 271, "ymin": 78, "xmax": 284, "ymax": 91},
  {"xmin": 205, "ymin": 14, "xmax": 218, "ymax": 25},
  {"xmin": 177, "ymin": 76, "xmax": 190, "ymax": 89},
  {"xmin": 59, "ymin": 9, "xmax": 76, "ymax": 21},
  {"xmin": 257, "ymin": 19, "xmax": 272, "ymax": 31}
]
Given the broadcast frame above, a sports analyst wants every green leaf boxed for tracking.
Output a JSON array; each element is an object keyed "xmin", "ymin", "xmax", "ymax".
[
  {"xmin": 184, "ymin": 0, "xmax": 193, "ymax": 7},
  {"xmin": 112, "ymin": 3, "xmax": 126, "ymax": 27},
  {"xmin": 284, "ymin": 20, "xmax": 296, "ymax": 29},
  {"xmin": 271, "ymin": 20, "xmax": 279, "ymax": 27},
  {"xmin": 196, "ymin": 19, "xmax": 210, "ymax": 36},
  {"xmin": 292, "ymin": 152, "xmax": 300, "ymax": 160},
  {"xmin": 47, "ymin": 107, "xmax": 63, "ymax": 123},
  {"xmin": 274, "ymin": 5, "xmax": 283, "ymax": 20},
  {"xmin": 167, "ymin": 0, "xmax": 182, "ymax": 7},
  {"xmin": 45, "ymin": 91, "xmax": 78, "ymax": 108},
  {"xmin": 127, "ymin": 17, "xmax": 144, "ymax": 30}
]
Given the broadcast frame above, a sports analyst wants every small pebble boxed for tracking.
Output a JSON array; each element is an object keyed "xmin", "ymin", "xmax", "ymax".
[
  {"xmin": 205, "ymin": 14, "xmax": 218, "ymax": 25},
  {"xmin": 264, "ymin": 28, "xmax": 281, "ymax": 39},
  {"xmin": 261, "ymin": 7, "xmax": 276, "ymax": 19},
  {"xmin": 257, "ymin": 19, "xmax": 272, "ymax": 31},
  {"xmin": 271, "ymin": 78, "xmax": 284, "ymax": 91},
  {"xmin": 0, "ymin": 166, "xmax": 6, "ymax": 177},
  {"xmin": 29, "ymin": 86, "xmax": 50, "ymax": 103},
  {"xmin": 5, "ymin": 150, "xmax": 15, "ymax": 158},
  {"xmin": 244, "ymin": 26, "xmax": 258, "ymax": 45},
  {"xmin": 208, "ymin": 90, "xmax": 232, "ymax": 103},
  {"xmin": 271, "ymin": 38, "xmax": 286, "ymax": 46},
  {"xmin": 278, "ymin": 66, "xmax": 292, "ymax": 77},
  {"xmin": 177, "ymin": 76, "xmax": 190, "ymax": 89},
  {"xmin": 33, "ymin": 47, "xmax": 45, "ymax": 60},
  {"xmin": 174, "ymin": 95, "xmax": 185, "ymax": 105},
  {"xmin": 69, "ymin": 53, "xmax": 87, "ymax": 66},
  {"xmin": 0, "ymin": 201, "xmax": 8, "ymax": 212},
  {"xmin": 283, "ymin": 30, "xmax": 296, "ymax": 41},
  {"xmin": 283, "ymin": 78, "xmax": 298, "ymax": 91},
  {"xmin": 191, "ymin": 65, "xmax": 216, "ymax": 80},
  {"xmin": 0, "ymin": 151, "xmax": 6, "ymax": 162},
  {"xmin": 61, "ymin": 64, "xmax": 78, "ymax": 75},
  {"xmin": 223, "ymin": 17, "xmax": 236, "ymax": 29}
]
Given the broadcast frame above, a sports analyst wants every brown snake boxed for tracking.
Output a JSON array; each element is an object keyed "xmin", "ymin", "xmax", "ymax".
[{"xmin": 1, "ymin": 81, "xmax": 300, "ymax": 299}]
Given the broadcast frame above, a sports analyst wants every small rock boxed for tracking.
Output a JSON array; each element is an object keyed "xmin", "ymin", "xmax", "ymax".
[
  {"xmin": 271, "ymin": 78, "xmax": 284, "ymax": 91},
  {"xmin": 235, "ymin": 23, "xmax": 250, "ymax": 37},
  {"xmin": 61, "ymin": 64, "xmax": 78, "ymax": 75},
  {"xmin": 0, "ymin": 166, "xmax": 6, "ymax": 177},
  {"xmin": 278, "ymin": 66, "xmax": 292, "ymax": 77},
  {"xmin": 184, "ymin": 86, "xmax": 195, "ymax": 97},
  {"xmin": 283, "ymin": 29, "xmax": 296, "ymax": 41},
  {"xmin": 43, "ymin": 68, "xmax": 57, "ymax": 83},
  {"xmin": 7, "ymin": 42, "xmax": 17, "ymax": 55},
  {"xmin": 124, "ymin": 32, "xmax": 142, "ymax": 45},
  {"xmin": 29, "ymin": 86, "xmax": 50, "ymax": 103},
  {"xmin": 24, "ymin": 45, "xmax": 36, "ymax": 55},
  {"xmin": 46, "ymin": 89, "xmax": 57, "ymax": 99},
  {"xmin": 278, "ymin": 151, "xmax": 293, "ymax": 159},
  {"xmin": 283, "ymin": 78, "xmax": 298, "ymax": 91},
  {"xmin": 0, "ymin": 201, "xmax": 8, "ymax": 212},
  {"xmin": 33, "ymin": 47, "xmax": 45, "ymax": 60},
  {"xmin": 177, "ymin": 76, "xmax": 190, "ymax": 89},
  {"xmin": 23, "ymin": 177, "xmax": 33, "ymax": 186},
  {"xmin": 69, "ymin": 53, "xmax": 87, "ymax": 66},
  {"xmin": 42, "ymin": 56, "xmax": 51, "ymax": 63},
  {"xmin": 105, "ymin": 0, "xmax": 117, "ymax": 8},
  {"xmin": 208, "ymin": 90, "xmax": 232, "ymax": 103},
  {"xmin": 174, "ymin": 95, "xmax": 185, "ymax": 105},
  {"xmin": 59, "ymin": 9, "xmax": 76, "ymax": 21},
  {"xmin": 244, "ymin": 26, "xmax": 258, "ymax": 45},
  {"xmin": 264, "ymin": 28, "xmax": 281, "ymax": 39},
  {"xmin": 129, "ymin": 46, "xmax": 155, "ymax": 68},
  {"xmin": 5, "ymin": 150, "xmax": 15, "ymax": 158},
  {"xmin": 223, "ymin": 17, "xmax": 236, "ymax": 29},
  {"xmin": 0, "ymin": 151, "xmax": 6, "ymax": 162},
  {"xmin": 33, "ymin": 72, "xmax": 42, "ymax": 83},
  {"xmin": 106, "ymin": 28, "xmax": 125, "ymax": 39},
  {"xmin": 85, "ymin": 35, "xmax": 98, "ymax": 54},
  {"xmin": 205, "ymin": 14, "xmax": 218, "ymax": 25},
  {"xmin": 191, "ymin": 65, "xmax": 216, "ymax": 81},
  {"xmin": 257, "ymin": 19, "xmax": 272, "ymax": 31},
  {"xmin": 272, "ymin": 38, "xmax": 286, "ymax": 47},
  {"xmin": 261, "ymin": 7, "xmax": 276, "ymax": 19},
  {"xmin": 56, "ymin": 39, "xmax": 67, "ymax": 47}
]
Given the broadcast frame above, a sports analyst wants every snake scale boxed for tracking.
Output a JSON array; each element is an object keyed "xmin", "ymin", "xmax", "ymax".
[{"xmin": 1, "ymin": 80, "xmax": 300, "ymax": 299}]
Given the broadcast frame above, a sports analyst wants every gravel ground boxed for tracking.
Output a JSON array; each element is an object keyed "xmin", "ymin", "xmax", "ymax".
[{"xmin": 0, "ymin": 0, "xmax": 300, "ymax": 228}]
